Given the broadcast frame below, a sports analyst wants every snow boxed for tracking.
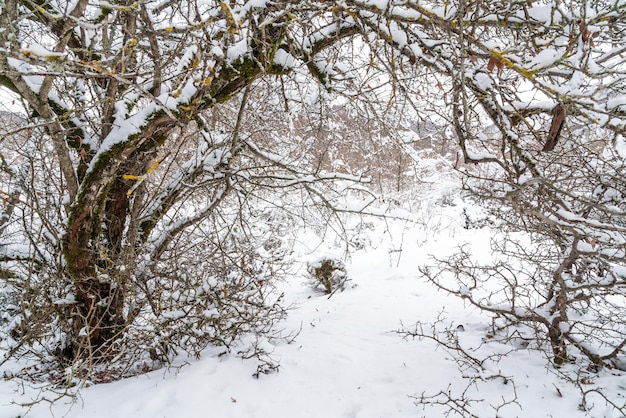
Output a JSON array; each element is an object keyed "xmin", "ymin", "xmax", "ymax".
[
  {"xmin": 526, "ymin": 6, "xmax": 560, "ymax": 24},
  {"xmin": 3, "ymin": 2, "xmax": 626, "ymax": 412},
  {"xmin": 274, "ymin": 49, "xmax": 298, "ymax": 69},
  {"xmin": 227, "ymin": 39, "xmax": 249, "ymax": 63},
  {"xmin": 363, "ymin": 0, "xmax": 389, "ymax": 10},
  {"xmin": 162, "ymin": 310, "xmax": 186, "ymax": 320},
  {"xmin": 528, "ymin": 47, "xmax": 562, "ymax": 70},
  {"xmin": 242, "ymin": 0, "xmax": 270, "ymax": 9},
  {"xmin": 608, "ymin": 97, "xmax": 626, "ymax": 112},
  {"xmin": 87, "ymin": 101, "xmax": 162, "ymax": 172},
  {"xmin": 473, "ymin": 71, "xmax": 493, "ymax": 90},
  {"xmin": 2, "ymin": 185, "xmax": 623, "ymax": 418},
  {"xmin": 20, "ymin": 43, "xmax": 65, "ymax": 59},
  {"xmin": 7, "ymin": 58, "xmax": 43, "ymax": 94},
  {"xmin": 466, "ymin": 149, "xmax": 498, "ymax": 161}
]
